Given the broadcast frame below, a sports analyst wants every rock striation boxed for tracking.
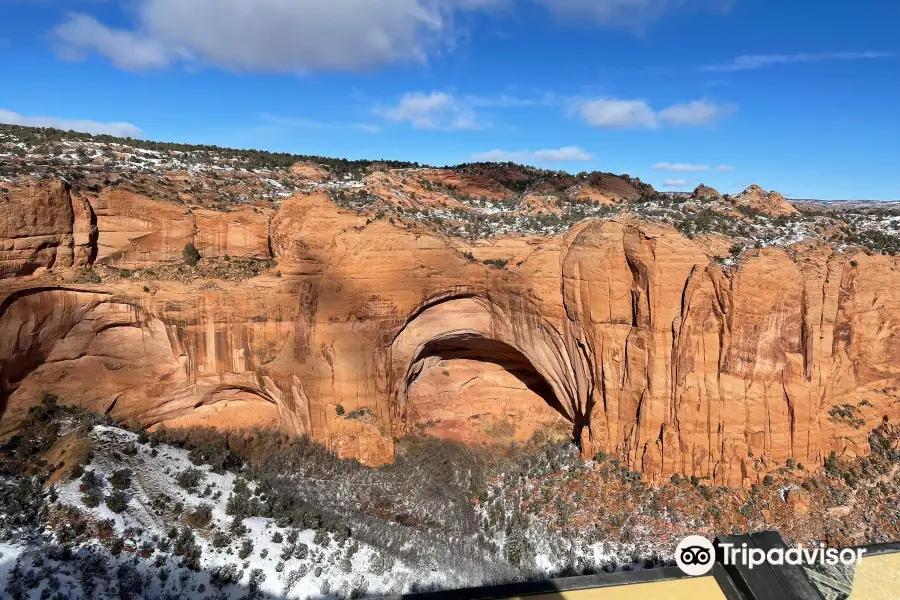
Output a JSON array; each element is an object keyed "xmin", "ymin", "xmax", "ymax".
[{"xmin": 2, "ymin": 178, "xmax": 899, "ymax": 487}]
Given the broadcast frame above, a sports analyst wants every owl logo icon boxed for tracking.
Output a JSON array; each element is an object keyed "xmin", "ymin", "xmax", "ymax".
[{"xmin": 675, "ymin": 536, "xmax": 715, "ymax": 576}]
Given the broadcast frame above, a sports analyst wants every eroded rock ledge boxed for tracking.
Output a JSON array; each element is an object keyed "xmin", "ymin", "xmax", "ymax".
[{"xmin": 2, "ymin": 180, "xmax": 899, "ymax": 486}]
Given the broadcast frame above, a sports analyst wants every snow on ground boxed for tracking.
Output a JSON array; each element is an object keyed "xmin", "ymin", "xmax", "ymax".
[
  {"xmin": 0, "ymin": 542, "xmax": 24, "ymax": 593},
  {"xmin": 9, "ymin": 426, "xmax": 434, "ymax": 599}
]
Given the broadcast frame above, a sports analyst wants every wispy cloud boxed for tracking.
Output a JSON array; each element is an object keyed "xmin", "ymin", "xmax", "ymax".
[
  {"xmin": 462, "ymin": 92, "xmax": 560, "ymax": 108},
  {"xmin": 472, "ymin": 146, "xmax": 592, "ymax": 163},
  {"xmin": 0, "ymin": 108, "xmax": 143, "ymax": 138},
  {"xmin": 658, "ymin": 100, "xmax": 736, "ymax": 126},
  {"xmin": 576, "ymin": 98, "xmax": 735, "ymax": 129},
  {"xmin": 653, "ymin": 162, "xmax": 709, "ymax": 172},
  {"xmin": 703, "ymin": 51, "xmax": 893, "ymax": 72},
  {"xmin": 354, "ymin": 123, "xmax": 382, "ymax": 134},
  {"xmin": 378, "ymin": 92, "xmax": 490, "ymax": 131},
  {"xmin": 653, "ymin": 162, "xmax": 734, "ymax": 172},
  {"xmin": 256, "ymin": 113, "xmax": 381, "ymax": 134},
  {"xmin": 534, "ymin": 0, "xmax": 735, "ymax": 30},
  {"xmin": 259, "ymin": 113, "xmax": 329, "ymax": 129},
  {"xmin": 662, "ymin": 178, "xmax": 691, "ymax": 188}
]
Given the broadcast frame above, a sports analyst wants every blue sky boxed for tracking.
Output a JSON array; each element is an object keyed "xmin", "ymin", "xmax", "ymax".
[{"xmin": 1, "ymin": 0, "xmax": 897, "ymax": 199}]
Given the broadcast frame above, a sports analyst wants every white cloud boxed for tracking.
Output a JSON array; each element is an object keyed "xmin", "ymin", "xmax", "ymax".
[
  {"xmin": 578, "ymin": 99, "xmax": 658, "ymax": 129},
  {"xmin": 472, "ymin": 146, "xmax": 592, "ymax": 163},
  {"xmin": 54, "ymin": 13, "xmax": 175, "ymax": 71},
  {"xmin": 663, "ymin": 178, "xmax": 691, "ymax": 188},
  {"xmin": 576, "ymin": 98, "xmax": 733, "ymax": 129},
  {"xmin": 704, "ymin": 51, "xmax": 893, "ymax": 72},
  {"xmin": 51, "ymin": 1, "xmax": 740, "ymax": 74},
  {"xmin": 653, "ymin": 162, "xmax": 734, "ymax": 173},
  {"xmin": 657, "ymin": 99, "xmax": 735, "ymax": 126},
  {"xmin": 535, "ymin": 0, "xmax": 734, "ymax": 29},
  {"xmin": 533, "ymin": 146, "xmax": 592, "ymax": 162},
  {"xmin": 0, "ymin": 108, "xmax": 143, "ymax": 138},
  {"xmin": 52, "ymin": 0, "xmax": 509, "ymax": 73},
  {"xmin": 653, "ymin": 162, "xmax": 709, "ymax": 172},
  {"xmin": 379, "ymin": 92, "xmax": 489, "ymax": 130}
]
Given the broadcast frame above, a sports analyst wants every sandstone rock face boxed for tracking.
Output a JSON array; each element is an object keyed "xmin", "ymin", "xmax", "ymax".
[
  {"xmin": 0, "ymin": 180, "xmax": 97, "ymax": 277},
  {"xmin": 407, "ymin": 356, "xmax": 572, "ymax": 446},
  {"xmin": 2, "ymin": 181, "xmax": 899, "ymax": 486},
  {"xmin": 87, "ymin": 187, "xmax": 271, "ymax": 266}
]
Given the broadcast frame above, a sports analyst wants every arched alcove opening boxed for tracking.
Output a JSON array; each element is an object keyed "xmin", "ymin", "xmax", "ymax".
[{"xmin": 399, "ymin": 331, "xmax": 573, "ymax": 447}]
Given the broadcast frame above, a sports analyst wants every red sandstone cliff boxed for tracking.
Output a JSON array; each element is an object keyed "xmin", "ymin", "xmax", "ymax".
[{"xmin": 1, "ymin": 178, "xmax": 898, "ymax": 487}]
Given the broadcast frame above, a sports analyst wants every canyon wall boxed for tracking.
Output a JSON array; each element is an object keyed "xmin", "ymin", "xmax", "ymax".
[{"xmin": 2, "ymin": 180, "xmax": 899, "ymax": 485}]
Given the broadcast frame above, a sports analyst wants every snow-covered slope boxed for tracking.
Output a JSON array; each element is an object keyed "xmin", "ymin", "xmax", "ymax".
[{"xmin": 4, "ymin": 426, "xmax": 433, "ymax": 599}]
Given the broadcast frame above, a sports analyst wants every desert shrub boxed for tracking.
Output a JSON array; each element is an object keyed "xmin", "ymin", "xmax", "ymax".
[
  {"xmin": 248, "ymin": 568, "xmax": 266, "ymax": 592},
  {"xmin": 173, "ymin": 528, "xmax": 202, "ymax": 570},
  {"xmin": 105, "ymin": 490, "xmax": 128, "ymax": 513},
  {"xmin": 238, "ymin": 539, "xmax": 254, "ymax": 559},
  {"xmin": 483, "ymin": 258, "xmax": 508, "ymax": 268},
  {"xmin": 829, "ymin": 404, "xmax": 865, "ymax": 429},
  {"xmin": 369, "ymin": 553, "xmax": 385, "ymax": 575},
  {"xmin": 229, "ymin": 517, "xmax": 248, "ymax": 537},
  {"xmin": 81, "ymin": 487, "xmax": 102, "ymax": 508},
  {"xmin": 280, "ymin": 544, "xmax": 294, "ymax": 561},
  {"xmin": 176, "ymin": 467, "xmax": 205, "ymax": 491},
  {"xmin": 186, "ymin": 503, "xmax": 213, "ymax": 528},
  {"xmin": 210, "ymin": 564, "xmax": 240, "ymax": 587},
  {"xmin": 313, "ymin": 528, "xmax": 328, "ymax": 546},
  {"xmin": 69, "ymin": 463, "xmax": 85, "ymax": 480},
  {"xmin": 78, "ymin": 471, "xmax": 103, "ymax": 492},
  {"xmin": 212, "ymin": 530, "xmax": 231, "ymax": 548},
  {"xmin": 183, "ymin": 243, "xmax": 201, "ymax": 266},
  {"xmin": 351, "ymin": 574, "xmax": 369, "ymax": 598},
  {"xmin": 340, "ymin": 556, "xmax": 353, "ymax": 573},
  {"xmin": 109, "ymin": 468, "xmax": 132, "ymax": 490},
  {"xmin": 295, "ymin": 542, "xmax": 308, "ymax": 559}
]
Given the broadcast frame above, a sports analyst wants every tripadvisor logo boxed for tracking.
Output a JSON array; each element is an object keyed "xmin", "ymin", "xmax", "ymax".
[
  {"xmin": 675, "ymin": 536, "xmax": 716, "ymax": 576},
  {"xmin": 674, "ymin": 535, "xmax": 866, "ymax": 576}
]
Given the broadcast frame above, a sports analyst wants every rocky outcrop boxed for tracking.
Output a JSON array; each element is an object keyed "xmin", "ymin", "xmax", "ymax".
[
  {"xmin": 731, "ymin": 184, "xmax": 798, "ymax": 216},
  {"xmin": 2, "ymin": 181, "xmax": 899, "ymax": 487},
  {"xmin": 290, "ymin": 161, "xmax": 331, "ymax": 183},
  {"xmin": 691, "ymin": 184, "xmax": 721, "ymax": 199}
]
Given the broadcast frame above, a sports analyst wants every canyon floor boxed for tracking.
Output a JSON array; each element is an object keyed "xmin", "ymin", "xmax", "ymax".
[{"xmin": 2, "ymin": 124, "xmax": 900, "ymax": 598}]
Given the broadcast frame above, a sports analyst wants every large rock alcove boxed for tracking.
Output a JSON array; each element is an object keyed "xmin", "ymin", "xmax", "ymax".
[{"xmin": 390, "ymin": 296, "xmax": 575, "ymax": 447}]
